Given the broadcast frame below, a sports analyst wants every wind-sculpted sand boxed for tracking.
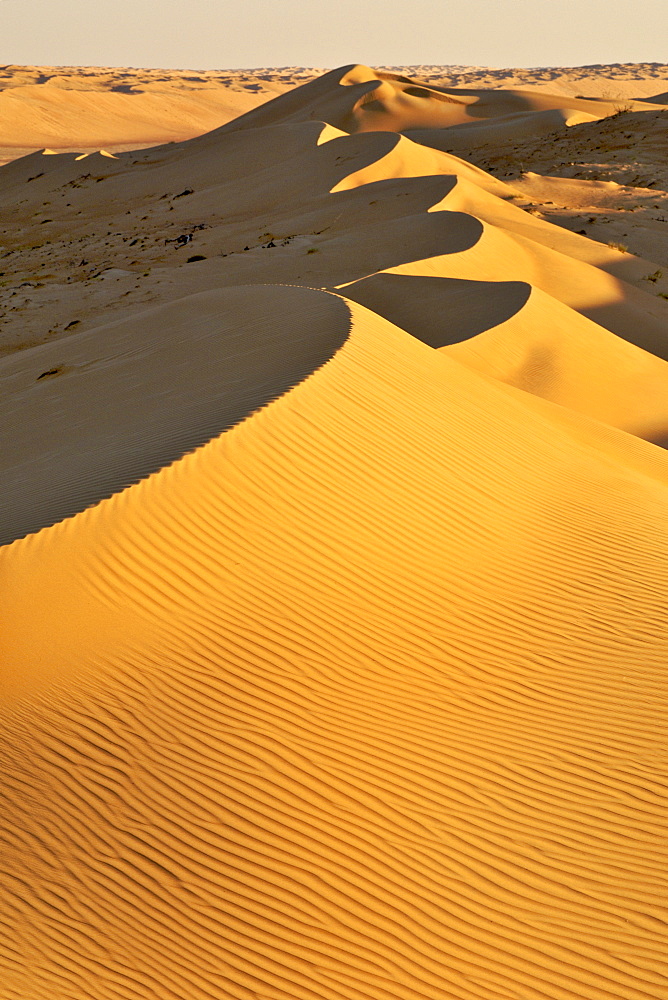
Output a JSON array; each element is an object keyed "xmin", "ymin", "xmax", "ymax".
[{"xmin": 2, "ymin": 62, "xmax": 668, "ymax": 1000}]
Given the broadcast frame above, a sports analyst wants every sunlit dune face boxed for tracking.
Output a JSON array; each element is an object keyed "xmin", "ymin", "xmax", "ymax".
[{"xmin": 1, "ymin": 60, "xmax": 668, "ymax": 1000}]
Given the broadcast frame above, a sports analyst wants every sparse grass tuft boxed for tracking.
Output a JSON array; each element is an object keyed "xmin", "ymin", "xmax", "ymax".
[{"xmin": 608, "ymin": 241, "xmax": 629, "ymax": 253}]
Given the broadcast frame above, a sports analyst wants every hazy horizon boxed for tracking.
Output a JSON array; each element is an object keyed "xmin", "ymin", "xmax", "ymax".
[{"xmin": 1, "ymin": 0, "xmax": 666, "ymax": 71}]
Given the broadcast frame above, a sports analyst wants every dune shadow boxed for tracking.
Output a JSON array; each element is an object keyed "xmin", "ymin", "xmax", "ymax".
[
  {"xmin": 321, "ymin": 170, "xmax": 464, "ymax": 231},
  {"xmin": 341, "ymin": 274, "xmax": 531, "ymax": 348},
  {"xmin": 421, "ymin": 88, "xmax": 541, "ymax": 121},
  {"xmin": 581, "ymin": 300, "xmax": 668, "ymax": 362},
  {"xmin": 403, "ymin": 86, "xmax": 467, "ymax": 106},
  {"xmin": 179, "ymin": 125, "xmax": 404, "ymax": 200},
  {"xmin": 0, "ymin": 285, "xmax": 351, "ymax": 545},
  {"xmin": 262, "ymin": 208, "xmax": 484, "ymax": 290},
  {"xmin": 645, "ymin": 430, "xmax": 668, "ymax": 449}
]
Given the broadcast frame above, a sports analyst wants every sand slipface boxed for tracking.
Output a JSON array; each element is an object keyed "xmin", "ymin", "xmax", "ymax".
[{"xmin": 1, "ymin": 61, "xmax": 668, "ymax": 1000}]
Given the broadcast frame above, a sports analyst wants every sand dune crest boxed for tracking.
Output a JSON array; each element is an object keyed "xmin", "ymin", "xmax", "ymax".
[
  {"xmin": 0, "ymin": 284, "xmax": 351, "ymax": 544},
  {"xmin": 2, "ymin": 60, "xmax": 668, "ymax": 1000},
  {"xmin": 3, "ymin": 298, "xmax": 668, "ymax": 999}
]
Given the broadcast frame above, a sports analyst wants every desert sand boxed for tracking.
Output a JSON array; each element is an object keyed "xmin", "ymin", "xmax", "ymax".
[{"xmin": 1, "ymin": 62, "xmax": 668, "ymax": 1000}]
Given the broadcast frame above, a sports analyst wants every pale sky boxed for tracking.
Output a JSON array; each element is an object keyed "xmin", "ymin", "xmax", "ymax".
[{"xmin": 0, "ymin": 0, "xmax": 666, "ymax": 70}]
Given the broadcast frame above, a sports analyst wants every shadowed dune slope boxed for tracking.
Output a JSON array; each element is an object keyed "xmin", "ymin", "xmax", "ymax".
[
  {"xmin": 443, "ymin": 284, "xmax": 668, "ymax": 439},
  {"xmin": 2, "ymin": 119, "xmax": 666, "ymax": 370},
  {"xmin": 404, "ymin": 108, "xmax": 599, "ymax": 151},
  {"xmin": 358, "ymin": 216, "xmax": 668, "ymax": 360},
  {"xmin": 340, "ymin": 273, "xmax": 533, "ymax": 347},
  {"xmin": 341, "ymin": 272, "xmax": 668, "ymax": 440},
  {"xmin": 0, "ymin": 284, "xmax": 350, "ymax": 544},
  {"xmin": 2, "ymin": 62, "xmax": 667, "ymax": 165},
  {"xmin": 218, "ymin": 64, "xmax": 662, "ymax": 137},
  {"xmin": 3, "ymin": 63, "xmax": 668, "ymax": 1000},
  {"xmin": 2, "ymin": 296, "xmax": 668, "ymax": 1000},
  {"xmin": 639, "ymin": 90, "xmax": 668, "ymax": 104}
]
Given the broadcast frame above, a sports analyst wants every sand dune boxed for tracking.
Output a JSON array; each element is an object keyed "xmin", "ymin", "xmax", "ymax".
[
  {"xmin": 4, "ymin": 61, "xmax": 667, "ymax": 165},
  {"xmin": 405, "ymin": 108, "xmax": 600, "ymax": 151},
  {"xmin": 0, "ymin": 284, "xmax": 351, "ymax": 543},
  {"xmin": 219, "ymin": 64, "xmax": 663, "ymax": 138},
  {"xmin": 1, "ymin": 121, "xmax": 666, "ymax": 358},
  {"xmin": 377, "ymin": 62, "xmax": 668, "ymax": 97},
  {"xmin": 0, "ymin": 83, "xmax": 265, "ymax": 147},
  {"xmin": 451, "ymin": 108, "xmax": 668, "ymax": 268},
  {"xmin": 339, "ymin": 272, "xmax": 668, "ymax": 438},
  {"xmin": 0, "ymin": 65, "xmax": 305, "ymax": 165},
  {"xmin": 2, "ymin": 61, "xmax": 668, "ymax": 1000}
]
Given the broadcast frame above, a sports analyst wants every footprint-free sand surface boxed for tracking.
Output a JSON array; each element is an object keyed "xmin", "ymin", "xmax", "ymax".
[{"xmin": 1, "ymin": 62, "xmax": 668, "ymax": 1000}]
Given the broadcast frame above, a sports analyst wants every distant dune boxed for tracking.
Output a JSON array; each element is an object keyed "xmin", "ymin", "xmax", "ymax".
[
  {"xmin": 2, "ymin": 60, "xmax": 667, "ymax": 163},
  {"xmin": 1, "ymin": 62, "xmax": 668, "ymax": 1000},
  {"xmin": 0, "ymin": 65, "xmax": 303, "ymax": 163}
]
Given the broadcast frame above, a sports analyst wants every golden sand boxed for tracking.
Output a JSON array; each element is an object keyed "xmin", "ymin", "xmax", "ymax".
[{"xmin": 1, "ymin": 63, "xmax": 668, "ymax": 1000}]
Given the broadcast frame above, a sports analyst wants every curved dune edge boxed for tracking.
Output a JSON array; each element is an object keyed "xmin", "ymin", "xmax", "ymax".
[
  {"xmin": 2, "ymin": 102, "xmax": 666, "ymax": 378},
  {"xmin": 0, "ymin": 284, "xmax": 351, "ymax": 545},
  {"xmin": 2, "ymin": 62, "xmax": 668, "ymax": 1000},
  {"xmin": 2, "ymin": 63, "xmax": 667, "ymax": 166},
  {"xmin": 339, "ymin": 272, "xmax": 668, "ymax": 440},
  {"xmin": 443, "ymin": 283, "xmax": 668, "ymax": 442},
  {"xmin": 219, "ymin": 64, "xmax": 664, "ymax": 138},
  {"xmin": 2, "ymin": 299, "xmax": 668, "ymax": 999},
  {"xmin": 371, "ymin": 217, "xmax": 668, "ymax": 358}
]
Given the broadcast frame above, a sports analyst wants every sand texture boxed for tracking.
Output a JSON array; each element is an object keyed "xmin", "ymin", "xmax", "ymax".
[{"xmin": 2, "ymin": 62, "xmax": 668, "ymax": 1000}]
